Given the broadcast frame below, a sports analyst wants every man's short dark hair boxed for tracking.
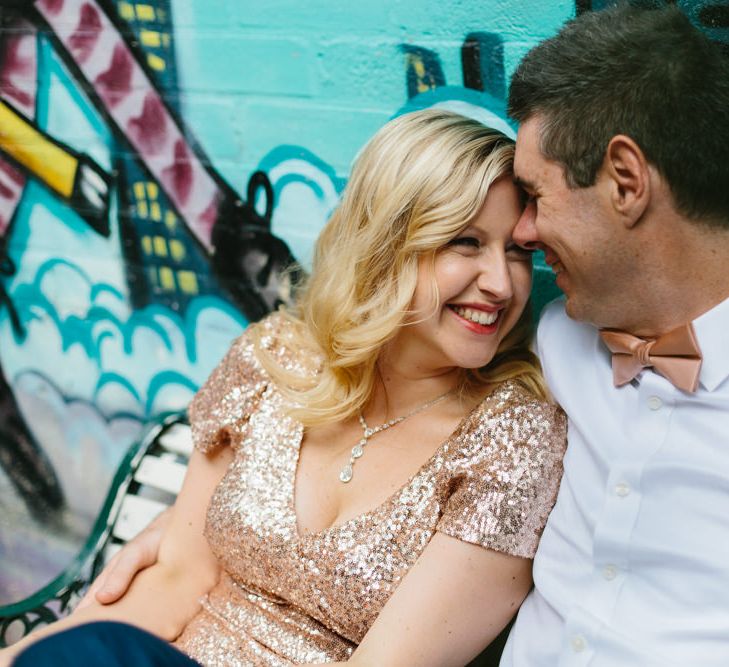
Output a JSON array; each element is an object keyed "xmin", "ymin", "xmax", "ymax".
[{"xmin": 508, "ymin": 4, "xmax": 729, "ymax": 227}]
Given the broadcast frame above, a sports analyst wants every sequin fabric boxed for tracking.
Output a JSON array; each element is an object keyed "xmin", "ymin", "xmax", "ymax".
[{"xmin": 173, "ymin": 314, "xmax": 567, "ymax": 666}]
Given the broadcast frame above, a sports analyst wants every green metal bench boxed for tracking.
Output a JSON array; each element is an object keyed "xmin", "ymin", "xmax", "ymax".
[{"xmin": 0, "ymin": 412, "xmax": 191, "ymax": 647}]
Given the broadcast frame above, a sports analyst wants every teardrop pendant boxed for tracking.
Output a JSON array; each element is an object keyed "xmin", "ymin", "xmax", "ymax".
[{"xmin": 340, "ymin": 389, "xmax": 454, "ymax": 483}]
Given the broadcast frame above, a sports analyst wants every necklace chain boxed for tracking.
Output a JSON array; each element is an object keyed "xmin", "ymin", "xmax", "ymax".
[{"xmin": 338, "ymin": 389, "xmax": 454, "ymax": 484}]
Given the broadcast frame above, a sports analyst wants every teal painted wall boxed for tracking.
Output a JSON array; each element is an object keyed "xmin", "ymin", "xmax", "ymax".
[{"xmin": 0, "ymin": 0, "xmax": 723, "ymax": 604}]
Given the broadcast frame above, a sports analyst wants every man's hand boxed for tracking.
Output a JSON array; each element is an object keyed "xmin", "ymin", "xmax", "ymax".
[{"xmin": 76, "ymin": 508, "xmax": 171, "ymax": 609}]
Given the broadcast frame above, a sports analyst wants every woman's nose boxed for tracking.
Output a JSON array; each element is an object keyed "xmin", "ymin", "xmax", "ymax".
[{"xmin": 477, "ymin": 253, "xmax": 513, "ymax": 300}]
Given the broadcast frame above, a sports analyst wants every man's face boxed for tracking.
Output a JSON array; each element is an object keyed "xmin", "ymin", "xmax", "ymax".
[{"xmin": 512, "ymin": 116, "xmax": 634, "ymax": 328}]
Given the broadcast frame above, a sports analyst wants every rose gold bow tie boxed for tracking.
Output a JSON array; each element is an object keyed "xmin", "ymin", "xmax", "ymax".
[{"xmin": 599, "ymin": 323, "xmax": 703, "ymax": 393}]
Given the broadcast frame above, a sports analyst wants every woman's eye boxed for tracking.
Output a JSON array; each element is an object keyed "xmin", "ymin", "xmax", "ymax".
[
  {"xmin": 506, "ymin": 244, "xmax": 535, "ymax": 260},
  {"xmin": 448, "ymin": 236, "xmax": 480, "ymax": 249}
]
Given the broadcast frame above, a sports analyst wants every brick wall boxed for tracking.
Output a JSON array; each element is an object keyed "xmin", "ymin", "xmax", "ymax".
[{"xmin": 0, "ymin": 0, "xmax": 723, "ymax": 604}]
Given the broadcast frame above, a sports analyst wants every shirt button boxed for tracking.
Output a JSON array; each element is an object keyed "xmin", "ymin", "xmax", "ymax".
[
  {"xmin": 571, "ymin": 635, "xmax": 587, "ymax": 653},
  {"xmin": 647, "ymin": 395, "xmax": 663, "ymax": 410},
  {"xmin": 603, "ymin": 564, "xmax": 618, "ymax": 580},
  {"xmin": 615, "ymin": 482, "xmax": 631, "ymax": 497}
]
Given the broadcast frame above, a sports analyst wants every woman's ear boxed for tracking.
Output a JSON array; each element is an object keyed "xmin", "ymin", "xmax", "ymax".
[{"xmin": 604, "ymin": 134, "xmax": 651, "ymax": 228}]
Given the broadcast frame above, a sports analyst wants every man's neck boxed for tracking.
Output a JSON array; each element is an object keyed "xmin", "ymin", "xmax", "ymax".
[{"xmin": 626, "ymin": 221, "xmax": 729, "ymax": 337}]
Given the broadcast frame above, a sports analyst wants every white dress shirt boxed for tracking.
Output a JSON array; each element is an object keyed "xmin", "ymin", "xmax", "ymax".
[{"xmin": 501, "ymin": 296, "xmax": 729, "ymax": 667}]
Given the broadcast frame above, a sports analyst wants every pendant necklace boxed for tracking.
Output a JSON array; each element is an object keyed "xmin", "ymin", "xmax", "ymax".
[{"xmin": 338, "ymin": 389, "xmax": 454, "ymax": 484}]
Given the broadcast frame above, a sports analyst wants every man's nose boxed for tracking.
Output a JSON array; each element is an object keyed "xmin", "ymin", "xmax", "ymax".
[{"xmin": 513, "ymin": 204, "xmax": 540, "ymax": 250}]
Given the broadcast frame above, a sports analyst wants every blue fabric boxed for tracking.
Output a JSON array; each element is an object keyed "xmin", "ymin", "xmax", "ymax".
[{"xmin": 12, "ymin": 621, "xmax": 201, "ymax": 667}]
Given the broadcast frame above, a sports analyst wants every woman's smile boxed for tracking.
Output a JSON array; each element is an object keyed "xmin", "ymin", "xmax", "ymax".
[{"xmin": 447, "ymin": 303, "xmax": 503, "ymax": 334}]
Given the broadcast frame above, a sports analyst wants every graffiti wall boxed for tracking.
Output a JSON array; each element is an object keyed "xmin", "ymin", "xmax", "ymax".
[{"xmin": 0, "ymin": 0, "xmax": 724, "ymax": 604}]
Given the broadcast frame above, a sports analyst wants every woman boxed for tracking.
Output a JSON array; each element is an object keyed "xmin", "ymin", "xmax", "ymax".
[{"xmin": 3, "ymin": 110, "xmax": 566, "ymax": 667}]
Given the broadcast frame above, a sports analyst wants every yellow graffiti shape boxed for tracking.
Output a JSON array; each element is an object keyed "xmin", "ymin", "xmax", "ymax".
[
  {"xmin": 159, "ymin": 266, "xmax": 175, "ymax": 290},
  {"xmin": 147, "ymin": 53, "xmax": 167, "ymax": 72},
  {"xmin": 135, "ymin": 4, "xmax": 155, "ymax": 21},
  {"xmin": 169, "ymin": 239, "xmax": 186, "ymax": 262},
  {"xmin": 177, "ymin": 270, "xmax": 199, "ymax": 295},
  {"xmin": 0, "ymin": 101, "xmax": 78, "ymax": 198},
  {"xmin": 153, "ymin": 235, "xmax": 168, "ymax": 257}
]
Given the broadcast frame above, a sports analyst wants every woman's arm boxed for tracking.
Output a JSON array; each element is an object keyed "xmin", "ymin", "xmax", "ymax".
[
  {"xmin": 1, "ymin": 445, "xmax": 233, "ymax": 666},
  {"xmin": 76, "ymin": 508, "xmax": 171, "ymax": 609},
  {"xmin": 310, "ymin": 532, "xmax": 532, "ymax": 667},
  {"xmin": 79, "ymin": 323, "xmax": 268, "ymax": 610}
]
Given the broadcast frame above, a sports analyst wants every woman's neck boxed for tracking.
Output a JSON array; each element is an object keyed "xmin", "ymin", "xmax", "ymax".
[{"xmin": 367, "ymin": 351, "xmax": 463, "ymax": 423}]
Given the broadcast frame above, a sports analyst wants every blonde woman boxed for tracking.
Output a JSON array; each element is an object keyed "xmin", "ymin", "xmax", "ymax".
[{"xmin": 4, "ymin": 110, "xmax": 566, "ymax": 667}]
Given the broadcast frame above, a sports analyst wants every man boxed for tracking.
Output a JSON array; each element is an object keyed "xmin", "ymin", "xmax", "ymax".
[
  {"xmin": 27, "ymin": 5, "xmax": 729, "ymax": 667},
  {"xmin": 500, "ymin": 4, "xmax": 729, "ymax": 666}
]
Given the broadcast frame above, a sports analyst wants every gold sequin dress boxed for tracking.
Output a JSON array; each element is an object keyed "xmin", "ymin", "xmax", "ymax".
[{"xmin": 173, "ymin": 314, "xmax": 567, "ymax": 666}]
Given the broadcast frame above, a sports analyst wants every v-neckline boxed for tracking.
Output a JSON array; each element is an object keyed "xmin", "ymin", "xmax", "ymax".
[{"xmin": 289, "ymin": 395, "xmax": 491, "ymax": 540}]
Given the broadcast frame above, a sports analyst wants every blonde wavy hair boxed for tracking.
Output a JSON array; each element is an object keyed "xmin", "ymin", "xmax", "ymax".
[{"xmin": 251, "ymin": 109, "xmax": 547, "ymax": 426}]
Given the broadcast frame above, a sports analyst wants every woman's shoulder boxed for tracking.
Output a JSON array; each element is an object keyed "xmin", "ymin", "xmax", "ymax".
[
  {"xmin": 437, "ymin": 380, "xmax": 567, "ymax": 558},
  {"xmin": 457, "ymin": 379, "xmax": 567, "ymax": 458},
  {"xmin": 188, "ymin": 312, "xmax": 297, "ymax": 453},
  {"xmin": 229, "ymin": 310, "xmax": 286, "ymax": 357},
  {"xmin": 238, "ymin": 311, "xmax": 321, "ymax": 378},
  {"xmin": 489, "ymin": 379, "xmax": 564, "ymax": 426}
]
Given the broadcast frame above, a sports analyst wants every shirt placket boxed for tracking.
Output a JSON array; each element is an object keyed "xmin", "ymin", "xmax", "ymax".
[{"xmin": 558, "ymin": 371, "xmax": 674, "ymax": 666}]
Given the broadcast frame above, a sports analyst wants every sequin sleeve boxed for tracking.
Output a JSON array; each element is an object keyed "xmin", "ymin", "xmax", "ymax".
[
  {"xmin": 437, "ymin": 389, "xmax": 567, "ymax": 558},
  {"xmin": 187, "ymin": 323, "xmax": 270, "ymax": 454}
]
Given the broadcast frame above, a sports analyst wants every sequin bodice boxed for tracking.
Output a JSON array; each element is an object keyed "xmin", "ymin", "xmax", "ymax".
[{"xmin": 174, "ymin": 314, "xmax": 566, "ymax": 666}]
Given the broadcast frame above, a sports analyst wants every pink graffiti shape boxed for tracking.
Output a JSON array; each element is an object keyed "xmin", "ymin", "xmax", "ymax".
[
  {"xmin": 2, "ymin": 32, "xmax": 32, "ymax": 76},
  {"xmin": 0, "ymin": 33, "xmax": 34, "ymax": 108},
  {"xmin": 161, "ymin": 139, "xmax": 193, "ymax": 207},
  {"xmin": 0, "ymin": 84, "xmax": 31, "ymax": 110},
  {"xmin": 94, "ymin": 43, "xmax": 133, "ymax": 108},
  {"xmin": 0, "ymin": 160, "xmax": 24, "ymax": 186},
  {"xmin": 68, "ymin": 3, "xmax": 102, "ymax": 65},
  {"xmin": 199, "ymin": 195, "xmax": 219, "ymax": 240},
  {"xmin": 37, "ymin": 0, "xmax": 65, "ymax": 15},
  {"xmin": 0, "ymin": 180, "xmax": 14, "ymax": 199},
  {"xmin": 128, "ymin": 92, "xmax": 168, "ymax": 155}
]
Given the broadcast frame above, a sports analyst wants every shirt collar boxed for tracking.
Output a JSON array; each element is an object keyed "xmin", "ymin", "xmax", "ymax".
[{"xmin": 693, "ymin": 295, "xmax": 729, "ymax": 392}]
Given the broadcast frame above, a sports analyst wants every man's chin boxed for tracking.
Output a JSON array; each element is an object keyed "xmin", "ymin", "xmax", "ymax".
[
  {"xmin": 564, "ymin": 295, "xmax": 612, "ymax": 328},
  {"xmin": 563, "ymin": 297, "xmax": 579, "ymax": 320},
  {"xmin": 563, "ymin": 293, "xmax": 588, "ymax": 323}
]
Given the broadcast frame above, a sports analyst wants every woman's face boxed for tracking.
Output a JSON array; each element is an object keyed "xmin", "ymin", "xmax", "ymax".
[{"xmin": 396, "ymin": 177, "xmax": 532, "ymax": 374}]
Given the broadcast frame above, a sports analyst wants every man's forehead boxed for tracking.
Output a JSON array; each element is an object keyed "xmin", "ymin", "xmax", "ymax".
[
  {"xmin": 513, "ymin": 136, "xmax": 537, "ymax": 187},
  {"xmin": 514, "ymin": 118, "xmax": 541, "ymax": 158},
  {"xmin": 513, "ymin": 118, "xmax": 552, "ymax": 187}
]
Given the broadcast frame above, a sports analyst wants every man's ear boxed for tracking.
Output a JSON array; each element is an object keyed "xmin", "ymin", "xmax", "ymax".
[{"xmin": 604, "ymin": 134, "xmax": 650, "ymax": 228}]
